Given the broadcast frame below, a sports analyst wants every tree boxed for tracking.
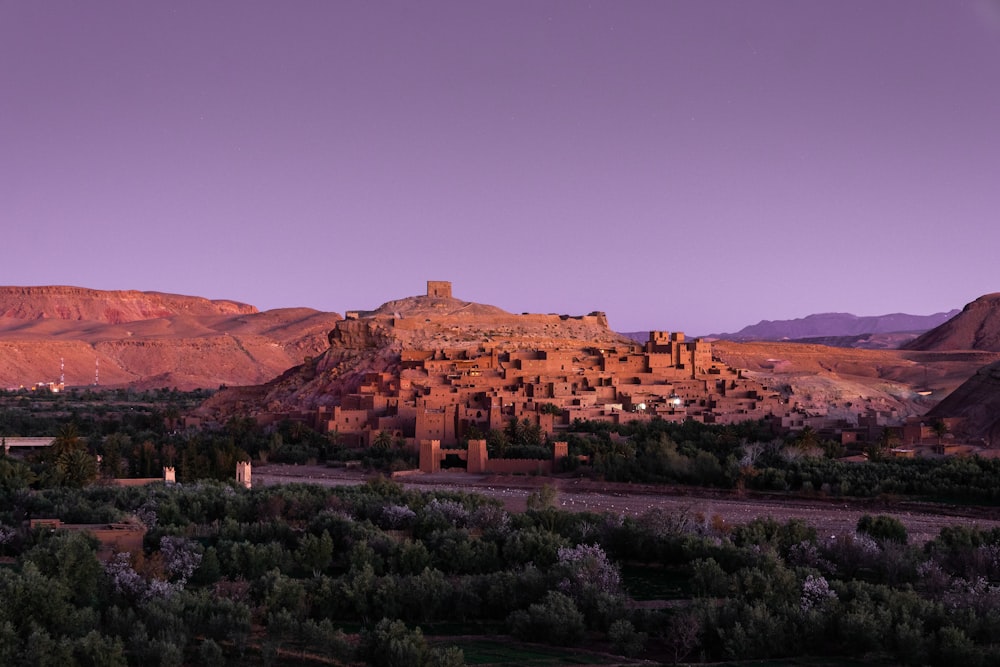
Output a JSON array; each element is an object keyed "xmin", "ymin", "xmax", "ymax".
[
  {"xmin": 609, "ymin": 619, "xmax": 647, "ymax": 658},
  {"xmin": 372, "ymin": 431, "xmax": 394, "ymax": 450},
  {"xmin": 869, "ymin": 428, "xmax": 899, "ymax": 460},
  {"xmin": 507, "ymin": 590, "xmax": 585, "ymax": 645},
  {"xmin": 486, "ymin": 429, "xmax": 509, "ymax": 458},
  {"xmin": 360, "ymin": 618, "xmax": 462, "ymax": 667},
  {"xmin": 526, "ymin": 484, "xmax": 557, "ymax": 511},
  {"xmin": 857, "ymin": 514, "xmax": 908, "ymax": 545},
  {"xmin": 931, "ymin": 419, "xmax": 949, "ymax": 443},
  {"xmin": 100, "ymin": 433, "xmax": 130, "ymax": 479},
  {"xmin": 53, "ymin": 449, "xmax": 98, "ymax": 488},
  {"xmin": 295, "ymin": 530, "xmax": 334, "ymax": 576}
]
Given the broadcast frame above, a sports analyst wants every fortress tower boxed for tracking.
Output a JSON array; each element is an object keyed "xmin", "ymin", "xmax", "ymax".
[
  {"xmin": 426, "ymin": 281, "xmax": 452, "ymax": 299},
  {"xmin": 236, "ymin": 460, "xmax": 252, "ymax": 489}
]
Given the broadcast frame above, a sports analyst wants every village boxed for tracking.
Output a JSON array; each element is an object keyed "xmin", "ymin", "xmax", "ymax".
[{"xmin": 237, "ymin": 282, "xmax": 970, "ymax": 474}]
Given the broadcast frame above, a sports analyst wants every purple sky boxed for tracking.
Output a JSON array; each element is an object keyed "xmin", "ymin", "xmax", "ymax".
[{"xmin": 3, "ymin": 1, "xmax": 999, "ymax": 335}]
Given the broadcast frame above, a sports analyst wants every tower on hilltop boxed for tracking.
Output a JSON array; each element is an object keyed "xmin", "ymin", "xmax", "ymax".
[{"xmin": 426, "ymin": 281, "xmax": 452, "ymax": 298}]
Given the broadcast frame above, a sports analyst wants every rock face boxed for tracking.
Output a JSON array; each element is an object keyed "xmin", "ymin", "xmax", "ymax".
[
  {"xmin": 0, "ymin": 287, "xmax": 342, "ymax": 390},
  {"xmin": 903, "ymin": 294, "xmax": 1000, "ymax": 352},
  {"xmin": 0, "ymin": 285, "xmax": 257, "ymax": 323}
]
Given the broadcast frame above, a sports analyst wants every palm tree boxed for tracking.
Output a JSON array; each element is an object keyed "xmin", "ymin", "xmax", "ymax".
[
  {"xmin": 931, "ymin": 419, "xmax": 949, "ymax": 444},
  {"xmin": 372, "ymin": 431, "xmax": 393, "ymax": 450},
  {"xmin": 52, "ymin": 423, "xmax": 83, "ymax": 459},
  {"xmin": 57, "ymin": 448, "xmax": 98, "ymax": 488}
]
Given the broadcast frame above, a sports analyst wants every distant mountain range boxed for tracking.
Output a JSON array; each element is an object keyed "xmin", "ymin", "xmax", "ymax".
[{"xmin": 702, "ymin": 310, "xmax": 961, "ymax": 347}]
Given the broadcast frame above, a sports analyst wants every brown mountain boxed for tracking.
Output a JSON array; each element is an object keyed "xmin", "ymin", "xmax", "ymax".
[
  {"xmin": 0, "ymin": 285, "xmax": 256, "ymax": 323},
  {"xmin": 0, "ymin": 286, "xmax": 342, "ymax": 390},
  {"xmin": 902, "ymin": 293, "xmax": 1000, "ymax": 351},
  {"xmin": 904, "ymin": 293, "xmax": 1000, "ymax": 442},
  {"xmin": 925, "ymin": 360, "xmax": 1000, "ymax": 445}
]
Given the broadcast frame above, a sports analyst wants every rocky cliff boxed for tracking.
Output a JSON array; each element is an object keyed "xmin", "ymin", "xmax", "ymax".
[
  {"xmin": 0, "ymin": 287, "xmax": 342, "ymax": 390},
  {"xmin": 0, "ymin": 285, "xmax": 256, "ymax": 323}
]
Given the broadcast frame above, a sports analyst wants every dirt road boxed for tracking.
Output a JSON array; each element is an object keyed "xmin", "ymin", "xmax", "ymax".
[{"xmin": 254, "ymin": 465, "xmax": 1000, "ymax": 544}]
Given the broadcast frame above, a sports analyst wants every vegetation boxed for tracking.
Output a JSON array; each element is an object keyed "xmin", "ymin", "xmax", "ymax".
[
  {"xmin": 564, "ymin": 417, "xmax": 1000, "ymax": 504},
  {"xmin": 2, "ymin": 477, "xmax": 1000, "ymax": 664},
  {"xmin": 9, "ymin": 392, "xmax": 1000, "ymax": 663}
]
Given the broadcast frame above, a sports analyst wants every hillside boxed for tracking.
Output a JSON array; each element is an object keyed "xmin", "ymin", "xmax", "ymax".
[
  {"xmin": 902, "ymin": 293, "xmax": 1000, "ymax": 351},
  {"xmin": 0, "ymin": 287, "xmax": 342, "ymax": 390},
  {"xmin": 905, "ymin": 294, "xmax": 1000, "ymax": 442},
  {"xmin": 925, "ymin": 360, "xmax": 1000, "ymax": 444},
  {"xmin": 0, "ymin": 285, "xmax": 256, "ymax": 323},
  {"xmin": 199, "ymin": 289, "xmax": 630, "ymax": 417}
]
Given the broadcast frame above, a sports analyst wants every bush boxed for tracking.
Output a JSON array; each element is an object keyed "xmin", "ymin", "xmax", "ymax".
[
  {"xmin": 857, "ymin": 514, "xmax": 908, "ymax": 544},
  {"xmin": 507, "ymin": 591, "xmax": 585, "ymax": 645}
]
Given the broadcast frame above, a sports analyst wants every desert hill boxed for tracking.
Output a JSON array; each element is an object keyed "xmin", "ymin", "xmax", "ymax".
[
  {"xmin": 199, "ymin": 289, "xmax": 630, "ymax": 417},
  {"xmin": 712, "ymin": 340, "xmax": 1000, "ymax": 418},
  {"xmin": 904, "ymin": 294, "xmax": 1000, "ymax": 442},
  {"xmin": 0, "ymin": 287, "xmax": 342, "ymax": 390},
  {"xmin": 0, "ymin": 285, "xmax": 256, "ymax": 323},
  {"xmin": 902, "ymin": 293, "xmax": 1000, "ymax": 352}
]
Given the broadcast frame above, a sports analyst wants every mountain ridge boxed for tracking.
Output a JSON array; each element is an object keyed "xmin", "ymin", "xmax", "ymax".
[
  {"xmin": 706, "ymin": 310, "xmax": 960, "ymax": 343},
  {"xmin": 0, "ymin": 286, "xmax": 341, "ymax": 390}
]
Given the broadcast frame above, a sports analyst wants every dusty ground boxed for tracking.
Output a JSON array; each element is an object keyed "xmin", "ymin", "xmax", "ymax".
[{"xmin": 254, "ymin": 464, "xmax": 1000, "ymax": 544}]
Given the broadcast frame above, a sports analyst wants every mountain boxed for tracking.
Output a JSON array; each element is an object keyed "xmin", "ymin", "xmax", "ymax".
[
  {"xmin": 0, "ymin": 286, "xmax": 342, "ymax": 390},
  {"xmin": 0, "ymin": 285, "xmax": 256, "ymax": 323},
  {"xmin": 706, "ymin": 310, "xmax": 959, "ymax": 345},
  {"xmin": 925, "ymin": 360, "xmax": 1000, "ymax": 444},
  {"xmin": 902, "ymin": 293, "xmax": 1000, "ymax": 352},
  {"xmin": 901, "ymin": 294, "xmax": 1000, "ymax": 443}
]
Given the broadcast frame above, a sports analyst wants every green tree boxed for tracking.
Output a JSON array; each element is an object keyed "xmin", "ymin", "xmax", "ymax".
[
  {"xmin": 57, "ymin": 448, "xmax": 99, "ymax": 488},
  {"xmin": 507, "ymin": 590, "xmax": 586, "ymax": 645},
  {"xmin": 857, "ymin": 514, "xmax": 908, "ymax": 544},
  {"xmin": 361, "ymin": 618, "xmax": 459, "ymax": 667},
  {"xmin": 295, "ymin": 530, "xmax": 334, "ymax": 576},
  {"xmin": 372, "ymin": 431, "xmax": 394, "ymax": 450}
]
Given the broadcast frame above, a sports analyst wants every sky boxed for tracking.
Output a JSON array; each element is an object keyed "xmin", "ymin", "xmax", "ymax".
[{"xmin": 3, "ymin": 1, "xmax": 1000, "ymax": 336}]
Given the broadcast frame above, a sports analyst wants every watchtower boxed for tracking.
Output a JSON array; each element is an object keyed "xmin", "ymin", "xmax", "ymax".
[
  {"xmin": 426, "ymin": 281, "xmax": 452, "ymax": 299},
  {"xmin": 236, "ymin": 460, "xmax": 252, "ymax": 489}
]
